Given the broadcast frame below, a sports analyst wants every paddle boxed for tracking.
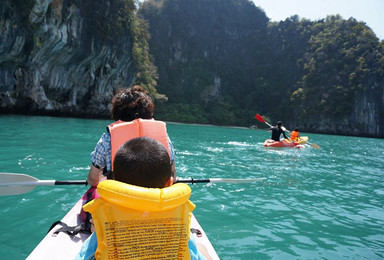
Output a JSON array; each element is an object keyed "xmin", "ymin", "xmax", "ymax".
[
  {"xmin": 299, "ymin": 137, "xmax": 320, "ymax": 149},
  {"xmin": 256, "ymin": 114, "xmax": 288, "ymax": 132},
  {"xmin": 175, "ymin": 178, "xmax": 266, "ymax": 184},
  {"xmin": 0, "ymin": 173, "xmax": 266, "ymax": 196},
  {"xmin": 0, "ymin": 173, "xmax": 87, "ymax": 195},
  {"xmin": 255, "ymin": 114, "xmax": 320, "ymax": 149},
  {"xmin": 255, "ymin": 114, "xmax": 272, "ymax": 128},
  {"xmin": 256, "ymin": 114, "xmax": 292, "ymax": 143}
]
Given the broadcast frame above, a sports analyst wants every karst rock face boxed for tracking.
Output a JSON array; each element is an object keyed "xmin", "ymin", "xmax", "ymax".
[
  {"xmin": 298, "ymin": 82, "xmax": 384, "ymax": 138},
  {"xmin": 0, "ymin": 0, "xmax": 136, "ymax": 117}
]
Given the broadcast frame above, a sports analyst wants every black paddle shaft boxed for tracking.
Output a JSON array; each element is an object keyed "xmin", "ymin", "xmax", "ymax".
[
  {"xmin": 54, "ymin": 180, "xmax": 87, "ymax": 185},
  {"xmin": 175, "ymin": 179, "xmax": 210, "ymax": 184}
]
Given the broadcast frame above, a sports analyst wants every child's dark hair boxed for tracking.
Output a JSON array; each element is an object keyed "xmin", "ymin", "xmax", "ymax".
[
  {"xmin": 113, "ymin": 137, "xmax": 171, "ymax": 188},
  {"xmin": 111, "ymin": 85, "xmax": 154, "ymax": 122}
]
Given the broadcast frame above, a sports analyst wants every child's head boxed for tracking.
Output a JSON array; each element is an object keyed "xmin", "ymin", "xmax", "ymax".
[
  {"xmin": 111, "ymin": 85, "xmax": 154, "ymax": 122},
  {"xmin": 113, "ymin": 137, "xmax": 172, "ymax": 188}
]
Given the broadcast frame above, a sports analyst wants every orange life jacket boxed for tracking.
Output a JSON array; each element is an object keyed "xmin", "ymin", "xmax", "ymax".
[
  {"xmin": 108, "ymin": 118, "xmax": 170, "ymax": 170},
  {"xmin": 290, "ymin": 130, "xmax": 299, "ymax": 141}
]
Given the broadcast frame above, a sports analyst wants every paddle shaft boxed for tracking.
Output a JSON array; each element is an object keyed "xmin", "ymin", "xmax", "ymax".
[
  {"xmin": 1, "ymin": 178, "xmax": 263, "ymax": 186},
  {"xmin": 0, "ymin": 173, "xmax": 266, "ymax": 195},
  {"xmin": 176, "ymin": 178, "xmax": 266, "ymax": 184},
  {"xmin": 264, "ymin": 121, "xmax": 273, "ymax": 128},
  {"xmin": 55, "ymin": 180, "xmax": 87, "ymax": 185},
  {"xmin": 176, "ymin": 179, "xmax": 210, "ymax": 184}
]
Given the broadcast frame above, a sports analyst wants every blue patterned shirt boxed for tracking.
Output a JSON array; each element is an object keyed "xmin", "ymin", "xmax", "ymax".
[{"xmin": 90, "ymin": 132, "xmax": 175, "ymax": 172}]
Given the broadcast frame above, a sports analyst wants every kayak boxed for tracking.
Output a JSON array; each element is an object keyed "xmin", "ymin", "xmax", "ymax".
[
  {"xmin": 26, "ymin": 199, "xmax": 89, "ymax": 260},
  {"xmin": 281, "ymin": 136, "xmax": 308, "ymax": 145},
  {"xmin": 263, "ymin": 139, "xmax": 305, "ymax": 149},
  {"xmin": 27, "ymin": 198, "xmax": 220, "ymax": 260},
  {"xmin": 290, "ymin": 136, "xmax": 308, "ymax": 144}
]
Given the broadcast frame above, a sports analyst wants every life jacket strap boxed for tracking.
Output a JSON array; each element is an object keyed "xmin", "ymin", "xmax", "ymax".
[
  {"xmin": 48, "ymin": 187, "xmax": 97, "ymax": 237},
  {"xmin": 48, "ymin": 220, "xmax": 91, "ymax": 236}
]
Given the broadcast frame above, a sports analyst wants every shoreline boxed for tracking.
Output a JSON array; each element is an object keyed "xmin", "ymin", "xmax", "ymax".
[{"xmin": 1, "ymin": 112, "xmax": 383, "ymax": 139}]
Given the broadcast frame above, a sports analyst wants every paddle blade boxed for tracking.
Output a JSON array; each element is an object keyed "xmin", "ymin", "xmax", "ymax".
[
  {"xmin": 310, "ymin": 143, "xmax": 320, "ymax": 149},
  {"xmin": 255, "ymin": 114, "xmax": 265, "ymax": 123},
  {"xmin": 0, "ymin": 173, "xmax": 59, "ymax": 196},
  {"xmin": 0, "ymin": 173, "xmax": 39, "ymax": 195},
  {"xmin": 0, "ymin": 185, "xmax": 36, "ymax": 195},
  {"xmin": 0, "ymin": 173, "xmax": 38, "ymax": 183}
]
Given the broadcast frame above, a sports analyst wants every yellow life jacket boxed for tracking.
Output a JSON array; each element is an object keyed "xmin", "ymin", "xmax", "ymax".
[
  {"xmin": 84, "ymin": 180, "xmax": 195, "ymax": 260},
  {"xmin": 108, "ymin": 119, "xmax": 170, "ymax": 170},
  {"xmin": 290, "ymin": 131, "xmax": 299, "ymax": 141}
]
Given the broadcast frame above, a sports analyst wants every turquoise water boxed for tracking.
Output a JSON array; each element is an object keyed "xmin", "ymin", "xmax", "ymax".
[{"xmin": 0, "ymin": 115, "xmax": 383, "ymax": 259}]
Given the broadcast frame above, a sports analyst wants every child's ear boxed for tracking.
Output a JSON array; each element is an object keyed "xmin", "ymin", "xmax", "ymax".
[{"xmin": 165, "ymin": 176, "xmax": 174, "ymax": 187}]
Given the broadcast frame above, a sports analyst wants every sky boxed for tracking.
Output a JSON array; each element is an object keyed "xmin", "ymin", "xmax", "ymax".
[{"xmin": 251, "ymin": 0, "xmax": 384, "ymax": 40}]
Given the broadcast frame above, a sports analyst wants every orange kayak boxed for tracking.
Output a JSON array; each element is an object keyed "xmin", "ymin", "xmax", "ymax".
[{"xmin": 263, "ymin": 139, "xmax": 305, "ymax": 148}]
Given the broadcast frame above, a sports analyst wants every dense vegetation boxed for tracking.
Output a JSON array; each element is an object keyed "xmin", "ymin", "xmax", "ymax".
[
  {"xmin": 2, "ymin": 0, "xmax": 382, "ymax": 136},
  {"xmin": 82, "ymin": 0, "xmax": 160, "ymax": 96},
  {"xmin": 138, "ymin": 0, "xmax": 384, "ymax": 133},
  {"xmin": 287, "ymin": 16, "xmax": 384, "ymax": 122}
]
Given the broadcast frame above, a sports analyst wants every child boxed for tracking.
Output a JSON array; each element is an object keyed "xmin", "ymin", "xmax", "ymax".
[
  {"xmin": 290, "ymin": 127, "xmax": 300, "ymax": 141},
  {"xmin": 87, "ymin": 86, "xmax": 176, "ymax": 187},
  {"xmin": 76, "ymin": 137, "xmax": 206, "ymax": 260}
]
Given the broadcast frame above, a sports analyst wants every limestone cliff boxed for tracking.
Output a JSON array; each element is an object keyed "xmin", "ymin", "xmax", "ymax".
[
  {"xmin": 0, "ymin": 0, "xmax": 142, "ymax": 118},
  {"xmin": 298, "ymin": 83, "xmax": 384, "ymax": 137}
]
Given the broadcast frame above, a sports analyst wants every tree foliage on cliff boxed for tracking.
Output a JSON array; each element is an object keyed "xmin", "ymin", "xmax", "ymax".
[
  {"xmin": 290, "ymin": 16, "xmax": 383, "ymax": 120},
  {"xmin": 139, "ymin": 0, "xmax": 269, "ymax": 125},
  {"xmin": 80, "ymin": 0, "xmax": 159, "ymax": 95},
  {"xmin": 139, "ymin": 0, "xmax": 384, "ymax": 135},
  {"xmin": 131, "ymin": 14, "xmax": 160, "ymax": 97}
]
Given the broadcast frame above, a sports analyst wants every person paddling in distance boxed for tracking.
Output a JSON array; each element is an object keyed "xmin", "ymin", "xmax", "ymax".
[
  {"xmin": 290, "ymin": 127, "xmax": 300, "ymax": 141},
  {"xmin": 87, "ymin": 85, "xmax": 176, "ymax": 187},
  {"xmin": 268, "ymin": 121, "xmax": 288, "ymax": 142},
  {"xmin": 76, "ymin": 137, "xmax": 208, "ymax": 260}
]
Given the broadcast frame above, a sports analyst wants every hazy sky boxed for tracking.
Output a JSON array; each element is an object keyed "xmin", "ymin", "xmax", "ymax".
[{"xmin": 251, "ymin": 0, "xmax": 384, "ymax": 40}]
